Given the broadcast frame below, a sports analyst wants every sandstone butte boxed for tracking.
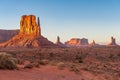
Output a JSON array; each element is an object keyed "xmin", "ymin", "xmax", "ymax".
[
  {"xmin": 0, "ymin": 15, "xmax": 57, "ymax": 48},
  {"xmin": 19, "ymin": 15, "xmax": 41, "ymax": 37},
  {"xmin": 65, "ymin": 38, "xmax": 89, "ymax": 47}
]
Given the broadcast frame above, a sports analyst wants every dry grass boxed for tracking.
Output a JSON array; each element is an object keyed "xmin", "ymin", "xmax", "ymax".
[
  {"xmin": 0, "ymin": 52, "xmax": 17, "ymax": 70},
  {"xmin": 39, "ymin": 59, "xmax": 49, "ymax": 65},
  {"xmin": 57, "ymin": 62, "xmax": 65, "ymax": 70}
]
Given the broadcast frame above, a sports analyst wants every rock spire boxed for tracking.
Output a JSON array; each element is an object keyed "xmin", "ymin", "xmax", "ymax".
[
  {"xmin": 55, "ymin": 36, "xmax": 66, "ymax": 47},
  {"xmin": 108, "ymin": 36, "xmax": 117, "ymax": 46}
]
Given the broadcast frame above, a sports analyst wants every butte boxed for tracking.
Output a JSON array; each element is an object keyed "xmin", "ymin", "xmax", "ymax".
[{"xmin": 0, "ymin": 15, "xmax": 57, "ymax": 48}]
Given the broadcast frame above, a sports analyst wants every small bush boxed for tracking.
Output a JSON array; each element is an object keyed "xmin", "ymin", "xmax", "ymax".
[
  {"xmin": 69, "ymin": 64, "xmax": 79, "ymax": 73},
  {"xmin": 75, "ymin": 55, "xmax": 83, "ymax": 63},
  {"xmin": 39, "ymin": 59, "xmax": 49, "ymax": 65},
  {"xmin": 57, "ymin": 62, "xmax": 65, "ymax": 70},
  {"xmin": 0, "ymin": 52, "xmax": 17, "ymax": 70},
  {"xmin": 24, "ymin": 63, "xmax": 34, "ymax": 69},
  {"xmin": 24, "ymin": 62, "xmax": 40, "ymax": 69}
]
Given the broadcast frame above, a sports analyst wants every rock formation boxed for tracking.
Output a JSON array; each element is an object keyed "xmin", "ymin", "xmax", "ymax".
[
  {"xmin": 90, "ymin": 40, "xmax": 97, "ymax": 46},
  {"xmin": 80, "ymin": 38, "xmax": 89, "ymax": 45},
  {"xmin": 65, "ymin": 38, "xmax": 80, "ymax": 46},
  {"xmin": 0, "ymin": 15, "xmax": 57, "ymax": 48},
  {"xmin": 91, "ymin": 40, "xmax": 96, "ymax": 45},
  {"xmin": 108, "ymin": 36, "xmax": 117, "ymax": 46},
  {"xmin": 55, "ymin": 36, "xmax": 66, "ymax": 47},
  {"xmin": 56, "ymin": 36, "xmax": 60, "ymax": 43},
  {"xmin": 90, "ymin": 40, "xmax": 100, "ymax": 47},
  {"xmin": 19, "ymin": 15, "xmax": 41, "ymax": 37},
  {"xmin": 65, "ymin": 38, "xmax": 89, "ymax": 47}
]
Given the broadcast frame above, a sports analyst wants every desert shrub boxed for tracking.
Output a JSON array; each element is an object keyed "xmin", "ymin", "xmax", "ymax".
[
  {"xmin": 24, "ymin": 63, "xmax": 34, "ymax": 69},
  {"xmin": 69, "ymin": 63, "xmax": 79, "ymax": 73},
  {"xmin": 108, "ymin": 54, "xmax": 114, "ymax": 58},
  {"xmin": 49, "ymin": 52, "xmax": 54, "ymax": 57},
  {"xmin": 23, "ymin": 60, "xmax": 31, "ymax": 65},
  {"xmin": 64, "ymin": 49, "xmax": 68, "ymax": 52},
  {"xmin": 34, "ymin": 63, "xmax": 40, "ymax": 68},
  {"xmin": 39, "ymin": 59, "xmax": 49, "ymax": 65},
  {"xmin": 57, "ymin": 62, "xmax": 65, "ymax": 70},
  {"xmin": 0, "ymin": 52, "xmax": 17, "ymax": 70},
  {"xmin": 75, "ymin": 55, "xmax": 83, "ymax": 63},
  {"xmin": 24, "ymin": 62, "xmax": 40, "ymax": 69},
  {"xmin": 117, "ymin": 53, "xmax": 120, "ymax": 56}
]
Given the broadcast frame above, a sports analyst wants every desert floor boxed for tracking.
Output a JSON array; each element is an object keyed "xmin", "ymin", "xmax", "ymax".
[
  {"xmin": 0, "ymin": 47, "xmax": 120, "ymax": 80},
  {"xmin": 0, "ymin": 65, "xmax": 84, "ymax": 80}
]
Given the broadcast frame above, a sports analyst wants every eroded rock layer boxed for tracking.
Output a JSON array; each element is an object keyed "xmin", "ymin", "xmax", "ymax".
[{"xmin": 19, "ymin": 15, "xmax": 41, "ymax": 37}]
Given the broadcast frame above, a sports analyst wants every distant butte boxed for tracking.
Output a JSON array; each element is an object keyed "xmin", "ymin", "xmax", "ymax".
[
  {"xmin": 108, "ymin": 36, "xmax": 117, "ymax": 46},
  {"xmin": 0, "ymin": 15, "xmax": 57, "ymax": 48},
  {"xmin": 65, "ymin": 38, "xmax": 89, "ymax": 47}
]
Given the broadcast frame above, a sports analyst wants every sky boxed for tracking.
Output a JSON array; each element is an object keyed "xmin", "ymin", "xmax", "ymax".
[{"xmin": 0, "ymin": 0, "xmax": 120, "ymax": 44}]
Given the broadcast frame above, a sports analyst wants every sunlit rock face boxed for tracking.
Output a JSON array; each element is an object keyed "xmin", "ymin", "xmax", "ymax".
[
  {"xmin": 108, "ymin": 36, "xmax": 117, "ymax": 46},
  {"xmin": 66, "ymin": 38, "xmax": 80, "ymax": 46},
  {"xmin": 65, "ymin": 38, "xmax": 89, "ymax": 47},
  {"xmin": 19, "ymin": 15, "xmax": 41, "ymax": 37}
]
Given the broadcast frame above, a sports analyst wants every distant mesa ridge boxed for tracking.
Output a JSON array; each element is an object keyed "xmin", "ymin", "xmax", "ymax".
[{"xmin": 65, "ymin": 38, "xmax": 89, "ymax": 47}]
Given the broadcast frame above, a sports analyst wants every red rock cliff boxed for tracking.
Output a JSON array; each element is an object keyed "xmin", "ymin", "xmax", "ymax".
[{"xmin": 19, "ymin": 15, "xmax": 41, "ymax": 37}]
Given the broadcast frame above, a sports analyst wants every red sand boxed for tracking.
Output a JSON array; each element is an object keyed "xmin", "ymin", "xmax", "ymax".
[{"xmin": 0, "ymin": 65, "xmax": 83, "ymax": 80}]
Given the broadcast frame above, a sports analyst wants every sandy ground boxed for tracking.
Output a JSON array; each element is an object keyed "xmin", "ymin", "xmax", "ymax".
[{"xmin": 0, "ymin": 65, "xmax": 83, "ymax": 80}]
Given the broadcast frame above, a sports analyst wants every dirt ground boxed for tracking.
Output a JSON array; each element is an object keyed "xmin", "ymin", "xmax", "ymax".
[
  {"xmin": 0, "ymin": 47, "xmax": 120, "ymax": 80},
  {"xmin": 0, "ymin": 65, "xmax": 83, "ymax": 80}
]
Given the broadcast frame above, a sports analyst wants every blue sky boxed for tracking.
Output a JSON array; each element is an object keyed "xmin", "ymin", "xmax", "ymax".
[{"xmin": 0, "ymin": 0, "xmax": 120, "ymax": 44}]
